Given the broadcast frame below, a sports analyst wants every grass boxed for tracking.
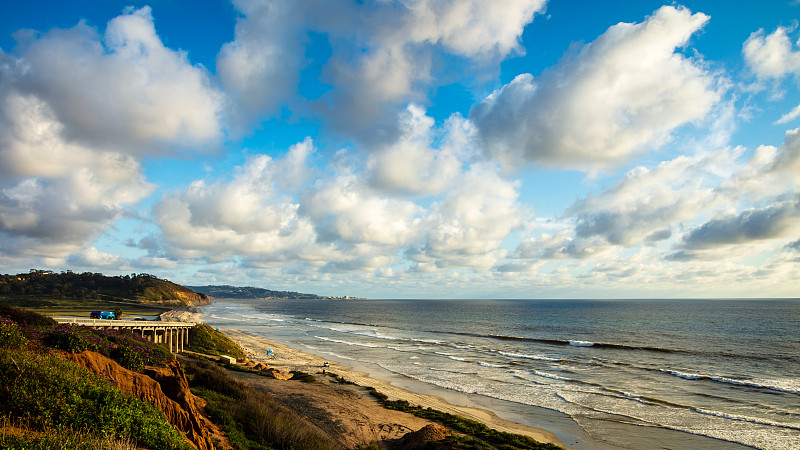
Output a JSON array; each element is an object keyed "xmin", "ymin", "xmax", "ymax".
[
  {"xmin": 183, "ymin": 357, "xmax": 335, "ymax": 450},
  {"xmin": 186, "ymin": 323, "xmax": 247, "ymax": 360},
  {"xmin": 0, "ymin": 416, "xmax": 142, "ymax": 450}
]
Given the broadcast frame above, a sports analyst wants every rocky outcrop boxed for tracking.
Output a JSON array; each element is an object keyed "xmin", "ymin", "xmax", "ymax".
[
  {"xmin": 251, "ymin": 362, "xmax": 293, "ymax": 380},
  {"xmin": 170, "ymin": 289, "xmax": 211, "ymax": 306},
  {"xmin": 389, "ymin": 424, "xmax": 451, "ymax": 449},
  {"xmin": 65, "ymin": 351, "xmax": 214, "ymax": 450}
]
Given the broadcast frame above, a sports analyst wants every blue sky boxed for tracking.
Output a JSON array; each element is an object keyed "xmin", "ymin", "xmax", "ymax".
[{"xmin": 1, "ymin": 1, "xmax": 799, "ymax": 298}]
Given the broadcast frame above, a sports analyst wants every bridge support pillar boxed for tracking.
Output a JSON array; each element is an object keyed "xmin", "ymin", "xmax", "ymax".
[{"xmin": 177, "ymin": 328, "xmax": 183, "ymax": 352}]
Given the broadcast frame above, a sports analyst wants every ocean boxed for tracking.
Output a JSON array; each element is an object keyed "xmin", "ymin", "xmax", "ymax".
[{"xmin": 200, "ymin": 299, "xmax": 800, "ymax": 449}]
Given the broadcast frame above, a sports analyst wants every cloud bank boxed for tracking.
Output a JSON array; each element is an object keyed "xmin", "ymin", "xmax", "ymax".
[
  {"xmin": 1, "ymin": 2, "xmax": 798, "ymax": 298},
  {"xmin": 0, "ymin": 6, "xmax": 222, "ymax": 259}
]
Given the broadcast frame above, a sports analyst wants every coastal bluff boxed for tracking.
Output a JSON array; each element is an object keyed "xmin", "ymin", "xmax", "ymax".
[{"xmin": 66, "ymin": 350, "xmax": 215, "ymax": 450}]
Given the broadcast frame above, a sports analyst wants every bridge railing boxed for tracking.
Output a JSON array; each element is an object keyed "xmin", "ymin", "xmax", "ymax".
[{"xmin": 54, "ymin": 318, "xmax": 195, "ymax": 328}]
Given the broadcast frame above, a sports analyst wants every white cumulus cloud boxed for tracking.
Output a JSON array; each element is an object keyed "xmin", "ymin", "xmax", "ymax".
[
  {"xmin": 743, "ymin": 25, "xmax": 800, "ymax": 80},
  {"xmin": 401, "ymin": 0, "xmax": 547, "ymax": 58},
  {"xmin": 411, "ymin": 163, "xmax": 522, "ymax": 269},
  {"xmin": 0, "ymin": 93, "xmax": 153, "ymax": 257},
  {"xmin": 367, "ymin": 104, "xmax": 476, "ymax": 195},
  {"xmin": 0, "ymin": 6, "xmax": 222, "ymax": 261},
  {"xmin": 302, "ymin": 173, "xmax": 424, "ymax": 247},
  {"xmin": 471, "ymin": 5, "xmax": 720, "ymax": 171},
  {"xmin": 567, "ymin": 153, "xmax": 726, "ymax": 246},
  {"xmin": 679, "ymin": 196, "xmax": 800, "ymax": 250},
  {"xmin": 153, "ymin": 141, "xmax": 317, "ymax": 262},
  {"xmin": 7, "ymin": 6, "xmax": 223, "ymax": 155},
  {"xmin": 219, "ymin": 0, "xmax": 546, "ymax": 143},
  {"xmin": 218, "ymin": 0, "xmax": 313, "ymax": 126}
]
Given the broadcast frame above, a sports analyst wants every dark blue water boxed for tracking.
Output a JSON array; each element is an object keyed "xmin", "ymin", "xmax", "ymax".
[{"xmin": 201, "ymin": 299, "xmax": 800, "ymax": 449}]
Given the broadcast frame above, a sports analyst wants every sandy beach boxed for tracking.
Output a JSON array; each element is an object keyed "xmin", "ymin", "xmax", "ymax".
[{"xmin": 219, "ymin": 327, "xmax": 566, "ymax": 449}]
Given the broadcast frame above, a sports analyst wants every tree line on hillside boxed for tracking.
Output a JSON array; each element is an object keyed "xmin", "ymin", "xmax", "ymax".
[{"xmin": 0, "ymin": 270, "xmax": 205, "ymax": 303}]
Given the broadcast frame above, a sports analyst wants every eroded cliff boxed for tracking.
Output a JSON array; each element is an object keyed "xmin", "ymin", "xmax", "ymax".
[{"xmin": 66, "ymin": 351, "xmax": 214, "ymax": 450}]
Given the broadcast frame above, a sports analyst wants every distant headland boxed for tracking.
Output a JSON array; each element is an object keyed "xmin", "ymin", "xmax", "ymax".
[
  {"xmin": 187, "ymin": 284, "xmax": 365, "ymax": 300},
  {"xmin": 0, "ymin": 270, "xmax": 364, "ymax": 306}
]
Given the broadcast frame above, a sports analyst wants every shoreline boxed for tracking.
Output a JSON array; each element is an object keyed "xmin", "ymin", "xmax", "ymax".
[
  {"xmin": 193, "ymin": 303, "xmax": 759, "ymax": 450},
  {"xmin": 211, "ymin": 326, "xmax": 753, "ymax": 450},
  {"xmin": 219, "ymin": 327, "xmax": 572, "ymax": 448}
]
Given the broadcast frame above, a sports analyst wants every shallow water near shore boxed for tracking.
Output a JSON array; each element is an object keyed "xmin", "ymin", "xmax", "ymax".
[{"xmin": 200, "ymin": 298, "xmax": 799, "ymax": 449}]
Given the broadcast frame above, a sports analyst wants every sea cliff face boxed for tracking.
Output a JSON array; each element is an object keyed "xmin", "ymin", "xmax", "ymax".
[
  {"xmin": 146, "ymin": 288, "xmax": 211, "ymax": 307},
  {"xmin": 177, "ymin": 290, "xmax": 211, "ymax": 306},
  {"xmin": 66, "ymin": 351, "xmax": 214, "ymax": 450}
]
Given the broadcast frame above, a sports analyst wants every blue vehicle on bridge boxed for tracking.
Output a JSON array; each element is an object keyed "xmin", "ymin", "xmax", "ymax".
[{"xmin": 90, "ymin": 311, "xmax": 115, "ymax": 320}]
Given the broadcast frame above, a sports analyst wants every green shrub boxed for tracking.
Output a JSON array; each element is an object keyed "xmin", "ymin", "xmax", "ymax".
[
  {"xmin": 186, "ymin": 324, "xmax": 246, "ymax": 359},
  {"xmin": 0, "ymin": 348, "xmax": 190, "ymax": 450},
  {"xmin": 113, "ymin": 333, "xmax": 173, "ymax": 367},
  {"xmin": 366, "ymin": 386, "xmax": 388, "ymax": 402},
  {"xmin": 0, "ymin": 320, "xmax": 27, "ymax": 349},
  {"xmin": 0, "ymin": 304, "xmax": 57, "ymax": 327},
  {"xmin": 289, "ymin": 370, "xmax": 316, "ymax": 383},
  {"xmin": 110, "ymin": 345, "xmax": 145, "ymax": 371},
  {"xmin": 45, "ymin": 324, "xmax": 100, "ymax": 353},
  {"xmin": 325, "ymin": 371, "xmax": 356, "ymax": 385},
  {"xmin": 43, "ymin": 323, "xmax": 174, "ymax": 368}
]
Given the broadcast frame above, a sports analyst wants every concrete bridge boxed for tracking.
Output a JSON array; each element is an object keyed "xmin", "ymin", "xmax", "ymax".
[{"xmin": 54, "ymin": 318, "xmax": 195, "ymax": 353}]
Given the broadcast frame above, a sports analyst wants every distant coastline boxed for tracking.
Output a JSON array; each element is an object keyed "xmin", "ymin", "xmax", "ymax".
[{"xmin": 187, "ymin": 284, "xmax": 365, "ymax": 300}]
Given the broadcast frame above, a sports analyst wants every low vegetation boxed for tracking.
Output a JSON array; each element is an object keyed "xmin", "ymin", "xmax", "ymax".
[
  {"xmin": 0, "ymin": 415, "xmax": 145, "ymax": 450},
  {"xmin": 45, "ymin": 321, "xmax": 174, "ymax": 371},
  {"xmin": 289, "ymin": 370, "xmax": 316, "ymax": 383},
  {"xmin": 186, "ymin": 323, "xmax": 247, "ymax": 360},
  {"xmin": 0, "ymin": 305, "xmax": 189, "ymax": 449},
  {"xmin": 0, "ymin": 348, "xmax": 190, "ymax": 450},
  {"xmin": 366, "ymin": 388, "xmax": 562, "ymax": 450},
  {"xmin": 183, "ymin": 356, "xmax": 335, "ymax": 450}
]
